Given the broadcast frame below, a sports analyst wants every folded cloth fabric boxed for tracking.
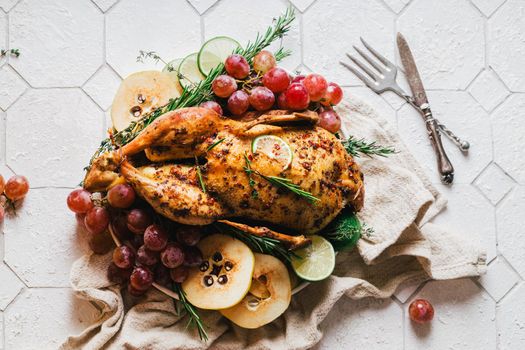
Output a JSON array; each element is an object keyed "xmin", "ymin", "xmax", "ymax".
[{"xmin": 60, "ymin": 97, "xmax": 486, "ymax": 350}]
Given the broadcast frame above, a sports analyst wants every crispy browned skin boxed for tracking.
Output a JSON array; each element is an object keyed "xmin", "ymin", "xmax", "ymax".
[{"xmin": 85, "ymin": 107, "xmax": 364, "ymax": 234}]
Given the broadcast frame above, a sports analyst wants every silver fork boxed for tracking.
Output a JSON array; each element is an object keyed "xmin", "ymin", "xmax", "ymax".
[{"xmin": 340, "ymin": 38, "xmax": 470, "ymax": 152}]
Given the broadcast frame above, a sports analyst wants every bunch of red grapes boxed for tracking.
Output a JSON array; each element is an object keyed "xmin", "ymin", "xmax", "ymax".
[
  {"xmin": 200, "ymin": 50, "xmax": 344, "ymax": 133},
  {"xmin": 0, "ymin": 174, "xmax": 30, "ymax": 223},
  {"xmin": 67, "ymin": 184, "xmax": 203, "ymax": 296}
]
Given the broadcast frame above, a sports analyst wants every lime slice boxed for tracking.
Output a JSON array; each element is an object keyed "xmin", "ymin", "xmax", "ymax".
[
  {"xmin": 291, "ymin": 235, "xmax": 335, "ymax": 282},
  {"xmin": 198, "ymin": 36, "xmax": 240, "ymax": 76},
  {"xmin": 178, "ymin": 52, "xmax": 205, "ymax": 89},
  {"xmin": 162, "ymin": 58, "xmax": 183, "ymax": 90},
  {"xmin": 251, "ymin": 135, "xmax": 293, "ymax": 170}
]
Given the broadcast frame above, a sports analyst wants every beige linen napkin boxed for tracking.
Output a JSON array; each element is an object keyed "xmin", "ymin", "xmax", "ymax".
[{"xmin": 61, "ymin": 97, "xmax": 486, "ymax": 350}]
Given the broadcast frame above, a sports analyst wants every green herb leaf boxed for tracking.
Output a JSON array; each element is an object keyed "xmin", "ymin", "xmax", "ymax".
[
  {"xmin": 206, "ymin": 138, "xmax": 225, "ymax": 152},
  {"xmin": 342, "ymin": 136, "xmax": 396, "ymax": 158},
  {"xmin": 321, "ymin": 209, "xmax": 371, "ymax": 251},
  {"xmin": 175, "ymin": 284, "xmax": 208, "ymax": 341}
]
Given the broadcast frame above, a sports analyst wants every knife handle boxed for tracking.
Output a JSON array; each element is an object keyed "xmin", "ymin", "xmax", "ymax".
[{"xmin": 420, "ymin": 104, "xmax": 454, "ymax": 184}]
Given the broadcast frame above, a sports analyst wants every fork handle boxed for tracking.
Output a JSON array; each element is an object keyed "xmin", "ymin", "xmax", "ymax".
[{"xmin": 420, "ymin": 104, "xmax": 454, "ymax": 184}]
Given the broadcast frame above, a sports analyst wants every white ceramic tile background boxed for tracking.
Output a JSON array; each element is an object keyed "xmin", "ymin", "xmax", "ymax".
[{"xmin": 0, "ymin": 0, "xmax": 523, "ymax": 349}]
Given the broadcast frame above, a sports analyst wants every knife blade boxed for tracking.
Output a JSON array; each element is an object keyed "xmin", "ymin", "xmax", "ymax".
[{"xmin": 396, "ymin": 32, "xmax": 455, "ymax": 184}]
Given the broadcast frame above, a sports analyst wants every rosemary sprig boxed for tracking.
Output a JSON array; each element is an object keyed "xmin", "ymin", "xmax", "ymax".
[
  {"xmin": 175, "ymin": 284, "xmax": 208, "ymax": 341},
  {"xmin": 341, "ymin": 136, "xmax": 396, "ymax": 158},
  {"xmin": 86, "ymin": 8, "xmax": 295, "ymax": 168},
  {"xmin": 243, "ymin": 154, "xmax": 318, "ymax": 203},
  {"xmin": 215, "ymin": 223, "xmax": 296, "ymax": 263},
  {"xmin": 194, "ymin": 156, "xmax": 206, "ymax": 193},
  {"xmin": 206, "ymin": 138, "xmax": 225, "ymax": 152},
  {"xmin": 243, "ymin": 154, "xmax": 259, "ymax": 199}
]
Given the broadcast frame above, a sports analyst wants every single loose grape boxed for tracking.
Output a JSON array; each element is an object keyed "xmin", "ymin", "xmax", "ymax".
[
  {"xmin": 409, "ymin": 299, "xmax": 435, "ymax": 324},
  {"xmin": 4, "ymin": 175, "xmax": 29, "ymax": 201}
]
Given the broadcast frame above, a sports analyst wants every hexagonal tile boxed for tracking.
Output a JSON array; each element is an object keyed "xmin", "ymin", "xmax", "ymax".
[
  {"xmin": 474, "ymin": 163, "xmax": 514, "ymax": 205},
  {"xmin": 205, "ymin": 0, "xmax": 301, "ymax": 71},
  {"xmin": 432, "ymin": 184, "xmax": 496, "ymax": 262},
  {"xmin": 0, "ymin": 0, "xmax": 19, "ymax": 11},
  {"xmin": 471, "ymin": 0, "xmax": 506, "ymax": 17},
  {"xmin": 83, "ymin": 65, "xmax": 121, "ymax": 111},
  {"xmin": 4, "ymin": 288, "xmax": 99, "ymax": 349},
  {"xmin": 344, "ymin": 86, "xmax": 397, "ymax": 127},
  {"xmin": 383, "ymin": 0, "xmax": 411, "ymax": 13},
  {"xmin": 0, "ymin": 65, "xmax": 27, "ymax": 110},
  {"xmin": 489, "ymin": 0, "xmax": 525, "ymax": 91},
  {"xmin": 468, "ymin": 70, "xmax": 509, "ymax": 112},
  {"xmin": 9, "ymin": 0, "xmax": 104, "ymax": 87},
  {"xmin": 492, "ymin": 95, "xmax": 525, "ymax": 184},
  {"xmin": 187, "ymin": 0, "xmax": 218, "ymax": 14},
  {"xmin": 314, "ymin": 298, "xmax": 403, "ymax": 350},
  {"xmin": 405, "ymin": 279, "xmax": 496, "ymax": 349},
  {"xmin": 394, "ymin": 281, "xmax": 424, "ymax": 304},
  {"xmin": 0, "ymin": 263, "xmax": 23, "ymax": 310},
  {"xmin": 498, "ymin": 283, "xmax": 525, "ymax": 349},
  {"xmin": 289, "ymin": 0, "xmax": 316, "ymax": 12},
  {"xmin": 0, "ymin": 11, "xmax": 6, "ymax": 67},
  {"xmin": 398, "ymin": 0, "xmax": 484, "ymax": 89},
  {"xmin": 6, "ymin": 88, "xmax": 104, "ymax": 187},
  {"xmin": 304, "ymin": 0, "xmax": 395, "ymax": 83},
  {"xmin": 397, "ymin": 91, "xmax": 492, "ymax": 184},
  {"xmin": 497, "ymin": 186, "xmax": 525, "ymax": 277},
  {"xmin": 478, "ymin": 257, "xmax": 520, "ymax": 302},
  {"xmin": 4, "ymin": 188, "xmax": 90, "ymax": 287},
  {"xmin": 91, "ymin": 0, "xmax": 119, "ymax": 12},
  {"xmin": 107, "ymin": 0, "xmax": 201, "ymax": 78}
]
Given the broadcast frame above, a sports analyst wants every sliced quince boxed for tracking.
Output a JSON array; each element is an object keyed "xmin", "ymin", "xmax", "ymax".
[
  {"xmin": 220, "ymin": 253, "xmax": 292, "ymax": 329},
  {"xmin": 110, "ymin": 71, "xmax": 180, "ymax": 131},
  {"xmin": 182, "ymin": 234, "xmax": 255, "ymax": 310}
]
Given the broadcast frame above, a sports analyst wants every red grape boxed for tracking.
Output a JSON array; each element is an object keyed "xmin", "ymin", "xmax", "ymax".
[
  {"xmin": 199, "ymin": 101, "xmax": 223, "ymax": 116},
  {"xmin": 154, "ymin": 264, "xmax": 172, "ymax": 286},
  {"xmin": 107, "ymin": 262, "xmax": 132, "ymax": 284},
  {"xmin": 262, "ymin": 67, "xmax": 291, "ymax": 93},
  {"xmin": 110, "ymin": 214, "xmax": 133, "ymax": 241},
  {"xmin": 227, "ymin": 90, "xmax": 250, "ymax": 115},
  {"xmin": 284, "ymin": 83, "xmax": 310, "ymax": 110},
  {"xmin": 107, "ymin": 184, "xmax": 135, "ymax": 208},
  {"xmin": 212, "ymin": 74, "xmax": 237, "ymax": 98},
  {"xmin": 249, "ymin": 86, "xmax": 275, "ymax": 111},
  {"xmin": 409, "ymin": 299, "xmax": 434, "ymax": 323},
  {"xmin": 161, "ymin": 242, "xmax": 185, "ymax": 269},
  {"xmin": 318, "ymin": 108, "xmax": 341, "ymax": 133},
  {"xmin": 88, "ymin": 231, "xmax": 114, "ymax": 254},
  {"xmin": 303, "ymin": 73, "xmax": 328, "ymax": 102},
  {"xmin": 126, "ymin": 209, "xmax": 152, "ymax": 234},
  {"xmin": 4, "ymin": 175, "xmax": 29, "ymax": 201},
  {"xmin": 143, "ymin": 224, "xmax": 169, "ymax": 251},
  {"xmin": 183, "ymin": 246, "xmax": 203, "ymax": 267},
  {"xmin": 253, "ymin": 50, "xmax": 276, "ymax": 74},
  {"xmin": 277, "ymin": 93, "xmax": 288, "ymax": 109},
  {"xmin": 0, "ymin": 174, "xmax": 4, "ymax": 193},
  {"xmin": 130, "ymin": 266, "xmax": 153, "ymax": 291},
  {"xmin": 113, "ymin": 245, "xmax": 135, "ymax": 269},
  {"xmin": 0, "ymin": 206, "xmax": 5, "ymax": 224},
  {"xmin": 321, "ymin": 82, "xmax": 343, "ymax": 106},
  {"xmin": 67, "ymin": 189, "xmax": 93, "ymax": 214},
  {"xmin": 225, "ymin": 54, "xmax": 250, "ymax": 79},
  {"xmin": 175, "ymin": 225, "xmax": 201, "ymax": 246},
  {"xmin": 170, "ymin": 265, "xmax": 189, "ymax": 283},
  {"xmin": 136, "ymin": 245, "xmax": 159, "ymax": 266},
  {"xmin": 128, "ymin": 284, "xmax": 146, "ymax": 297},
  {"xmin": 291, "ymin": 75, "xmax": 305, "ymax": 84},
  {"xmin": 84, "ymin": 206, "xmax": 110, "ymax": 235}
]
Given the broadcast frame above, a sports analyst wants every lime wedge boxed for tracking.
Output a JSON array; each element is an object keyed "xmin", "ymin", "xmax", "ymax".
[
  {"xmin": 198, "ymin": 36, "xmax": 241, "ymax": 76},
  {"xmin": 251, "ymin": 135, "xmax": 293, "ymax": 170},
  {"xmin": 162, "ymin": 58, "xmax": 184, "ymax": 93},
  {"xmin": 178, "ymin": 52, "xmax": 205, "ymax": 89},
  {"xmin": 291, "ymin": 235, "xmax": 335, "ymax": 282}
]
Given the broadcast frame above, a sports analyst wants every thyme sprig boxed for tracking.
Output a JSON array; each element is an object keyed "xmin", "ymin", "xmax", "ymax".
[
  {"xmin": 342, "ymin": 136, "xmax": 396, "ymax": 158},
  {"xmin": 86, "ymin": 8, "xmax": 295, "ymax": 168},
  {"xmin": 175, "ymin": 284, "xmax": 208, "ymax": 341},
  {"xmin": 243, "ymin": 154, "xmax": 318, "ymax": 203},
  {"xmin": 194, "ymin": 156, "xmax": 206, "ymax": 193}
]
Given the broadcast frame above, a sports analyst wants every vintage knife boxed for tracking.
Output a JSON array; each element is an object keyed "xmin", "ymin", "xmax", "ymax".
[{"xmin": 397, "ymin": 33, "xmax": 454, "ymax": 184}]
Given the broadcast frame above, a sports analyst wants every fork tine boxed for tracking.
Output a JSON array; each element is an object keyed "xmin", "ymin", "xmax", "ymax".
[
  {"xmin": 346, "ymin": 53, "xmax": 378, "ymax": 81},
  {"xmin": 339, "ymin": 61, "xmax": 376, "ymax": 88},
  {"xmin": 353, "ymin": 45, "xmax": 383, "ymax": 73},
  {"xmin": 360, "ymin": 37, "xmax": 395, "ymax": 69}
]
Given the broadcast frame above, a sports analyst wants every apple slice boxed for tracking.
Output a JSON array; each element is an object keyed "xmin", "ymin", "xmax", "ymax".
[
  {"xmin": 110, "ymin": 71, "xmax": 180, "ymax": 131},
  {"xmin": 182, "ymin": 234, "xmax": 255, "ymax": 310},
  {"xmin": 220, "ymin": 253, "xmax": 292, "ymax": 329}
]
